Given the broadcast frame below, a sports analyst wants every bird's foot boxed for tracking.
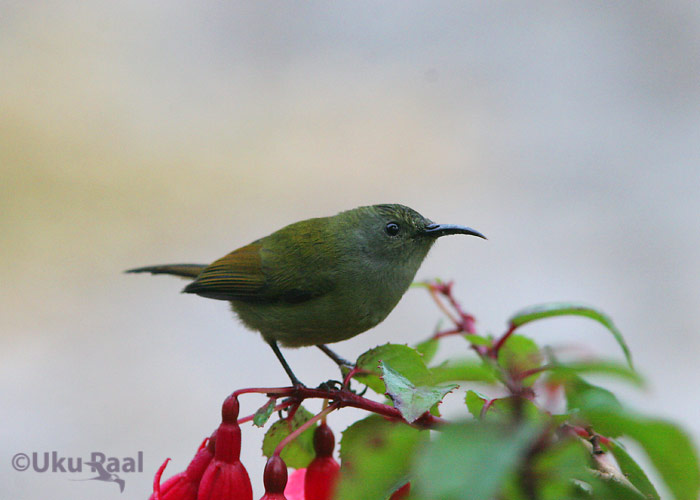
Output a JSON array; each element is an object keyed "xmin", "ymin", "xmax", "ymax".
[
  {"xmin": 290, "ymin": 379, "xmax": 307, "ymax": 391},
  {"xmin": 317, "ymin": 379, "xmax": 343, "ymax": 392}
]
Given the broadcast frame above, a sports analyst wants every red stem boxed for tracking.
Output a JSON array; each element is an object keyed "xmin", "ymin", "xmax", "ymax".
[
  {"xmin": 233, "ymin": 385, "xmax": 445, "ymax": 430},
  {"xmin": 343, "ymin": 365, "xmax": 372, "ymax": 388},
  {"xmin": 516, "ymin": 364, "xmax": 554, "ymax": 381},
  {"xmin": 490, "ymin": 323, "xmax": 518, "ymax": 359},
  {"xmin": 427, "ymin": 284, "xmax": 460, "ymax": 326},
  {"xmin": 440, "ymin": 282, "xmax": 478, "ymax": 335},
  {"xmin": 273, "ymin": 402, "xmax": 340, "ymax": 457},
  {"xmin": 233, "ymin": 386, "xmax": 295, "ymax": 398},
  {"xmin": 568, "ymin": 425, "xmax": 611, "ymax": 447},
  {"xmin": 479, "ymin": 398, "xmax": 497, "ymax": 419},
  {"xmin": 431, "ymin": 327, "xmax": 462, "ymax": 340},
  {"xmin": 237, "ymin": 400, "xmax": 295, "ymax": 425}
]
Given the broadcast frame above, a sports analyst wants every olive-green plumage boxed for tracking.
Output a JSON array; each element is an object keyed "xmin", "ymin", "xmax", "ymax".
[{"xmin": 128, "ymin": 204, "xmax": 484, "ymax": 384}]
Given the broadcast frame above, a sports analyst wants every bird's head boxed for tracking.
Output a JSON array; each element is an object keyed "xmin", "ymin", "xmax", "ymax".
[{"xmin": 339, "ymin": 204, "xmax": 485, "ymax": 267}]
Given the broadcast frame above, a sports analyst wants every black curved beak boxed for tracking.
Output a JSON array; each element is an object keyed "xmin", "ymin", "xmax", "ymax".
[{"xmin": 422, "ymin": 223, "xmax": 486, "ymax": 239}]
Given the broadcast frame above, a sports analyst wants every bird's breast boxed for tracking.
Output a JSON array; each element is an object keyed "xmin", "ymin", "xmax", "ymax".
[{"xmin": 230, "ymin": 265, "xmax": 414, "ymax": 347}]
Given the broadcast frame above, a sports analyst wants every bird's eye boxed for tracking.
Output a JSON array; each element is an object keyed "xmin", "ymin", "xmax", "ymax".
[{"xmin": 385, "ymin": 222, "xmax": 400, "ymax": 236}]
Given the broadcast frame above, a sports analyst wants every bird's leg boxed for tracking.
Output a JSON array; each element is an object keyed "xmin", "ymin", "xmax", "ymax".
[
  {"xmin": 268, "ymin": 340, "xmax": 305, "ymax": 388},
  {"xmin": 316, "ymin": 345, "xmax": 358, "ymax": 392},
  {"xmin": 316, "ymin": 344, "xmax": 354, "ymax": 368}
]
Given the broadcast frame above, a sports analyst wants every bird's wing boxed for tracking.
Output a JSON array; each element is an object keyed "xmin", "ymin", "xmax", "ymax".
[
  {"xmin": 183, "ymin": 243, "xmax": 267, "ymax": 301},
  {"xmin": 183, "ymin": 220, "xmax": 338, "ymax": 303}
]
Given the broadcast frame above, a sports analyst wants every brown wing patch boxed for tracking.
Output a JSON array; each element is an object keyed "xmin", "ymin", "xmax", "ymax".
[{"xmin": 183, "ymin": 243, "xmax": 267, "ymax": 301}]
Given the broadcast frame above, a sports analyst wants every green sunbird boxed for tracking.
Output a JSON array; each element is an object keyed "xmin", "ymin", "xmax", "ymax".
[{"xmin": 127, "ymin": 204, "xmax": 485, "ymax": 386}]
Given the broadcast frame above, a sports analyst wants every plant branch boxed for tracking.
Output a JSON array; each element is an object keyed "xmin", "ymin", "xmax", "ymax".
[
  {"xmin": 273, "ymin": 401, "xmax": 341, "ymax": 457},
  {"xmin": 490, "ymin": 323, "xmax": 518, "ymax": 359},
  {"xmin": 231, "ymin": 385, "xmax": 446, "ymax": 429},
  {"xmin": 237, "ymin": 400, "xmax": 295, "ymax": 425}
]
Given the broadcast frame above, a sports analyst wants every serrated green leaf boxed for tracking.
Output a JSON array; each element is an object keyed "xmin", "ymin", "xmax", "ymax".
[
  {"xmin": 413, "ymin": 420, "xmax": 542, "ymax": 500},
  {"xmin": 337, "ymin": 415, "xmax": 424, "ymax": 500},
  {"xmin": 508, "ymin": 302, "xmax": 633, "ymax": 368},
  {"xmin": 497, "ymin": 334, "xmax": 543, "ymax": 386},
  {"xmin": 253, "ymin": 399, "xmax": 276, "ymax": 427},
  {"xmin": 414, "ymin": 338, "xmax": 439, "ymax": 365},
  {"xmin": 381, "ymin": 361, "xmax": 457, "ymax": 423},
  {"xmin": 261, "ymin": 406, "xmax": 316, "ymax": 468},
  {"xmin": 355, "ymin": 344, "xmax": 431, "ymax": 394},
  {"xmin": 608, "ymin": 439, "xmax": 661, "ymax": 500},
  {"xmin": 430, "ymin": 359, "xmax": 498, "ymax": 384}
]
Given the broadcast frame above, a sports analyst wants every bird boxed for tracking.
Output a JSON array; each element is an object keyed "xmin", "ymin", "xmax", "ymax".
[
  {"xmin": 73, "ymin": 461, "xmax": 125, "ymax": 492},
  {"xmin": 127, "ymin": 204, "xmax": 485, "ymax": 386}
]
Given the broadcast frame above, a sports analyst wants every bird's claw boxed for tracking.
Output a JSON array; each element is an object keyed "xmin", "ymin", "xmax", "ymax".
[{"xmin": 317, "ymin": 379, "xmax": 344, "ymax": 392}]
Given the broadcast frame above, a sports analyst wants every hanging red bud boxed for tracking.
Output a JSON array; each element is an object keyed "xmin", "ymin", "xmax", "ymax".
[
  {"xmin": 150, "ymin": 436, "xmax": 215, "ymax": 500},
  {"xmin": 259, "ymin": 455, "xmax": 288, "ymax": 500},
  {"xmin": 198, "ymin": 395, "xmax": 253, "ymax": 500},
  {"xmin": 304, "ymin": 423, "xmax": 340, "ymax": 500}
]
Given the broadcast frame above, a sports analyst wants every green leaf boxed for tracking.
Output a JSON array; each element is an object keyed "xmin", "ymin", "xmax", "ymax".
[
  {"xmin": 381, "ymin": 361, "xmax": 457, "ymax": 423},
  {"xmin": 546, "ymin": 360, "xmax": 644, "ymax": 387},
  {"xmin": 465, "ymin": 390, "xmax": 547, "ymax": 425},
  {"xmin": 627, "ymin": 419, "xmax": 700, "ymax": 500},
  {"xmin": 578, "ymin": 402, "xmax": 700, "ymax": 500},
  {"xmin": 465, "ymin": 390, "xmax": 488, "ymax": 418},
  {"xmin": 413, "ymin": 420, "xmax": 542, "ymax": 500},
  {"xmin": 253, "ymin": 399, "xmax": 276, "ymax": 427},
  {"xmin": 414, "ymin": 338, "xmax": 439, "ymax": 364},
  {"xmin": 608, "ymin": 439, "xmax": 660, "ymax": 500},
  {"xmin": 261, "ymin": 406, "xmax": 316, "ymax": 469},
  {"xmin": 337, "ymin": 415, "xmax": 425, "ymax": 500},
  {"xmin": 508, "ymin": 302, "xmax": 633, "ymax": 368},
  {"xmin": 564, "ymin": 376, "xmax": 623, "ymax": 437},
  {"xmin": 487, "ymin": 397, "xmax": 547, "ymax": 424},
  {"xmin": 464, "ymin": 333, "xmax": 492, "ymax": 347},
  {"xmin": 564, "ymin": 375, "xmax": 622, "ymax": 422},
  {"xmin": 355, "ymin": 344, "xmax": 431, "ymax": 394},
  {"xmin": 497, "ymin": 334, "xmax": 543, "ymax": 386},
  {"xmin": 593, "ymin": 477, "xmax": 649, "ymax": 500},
  {"xmin": 430, "ymin": 359, "xmax": 498, "ymax": 384}
]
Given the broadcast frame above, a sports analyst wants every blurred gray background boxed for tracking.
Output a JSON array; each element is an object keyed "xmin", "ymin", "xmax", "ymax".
[{"xmin": 2, "ymin": 1, "xmax": 699, "ymax": 498}]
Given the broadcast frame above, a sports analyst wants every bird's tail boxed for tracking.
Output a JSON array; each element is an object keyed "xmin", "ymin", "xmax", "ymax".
[{"xmin": 125, "ymin": 264, "xmax": 207, "ymax": 280}]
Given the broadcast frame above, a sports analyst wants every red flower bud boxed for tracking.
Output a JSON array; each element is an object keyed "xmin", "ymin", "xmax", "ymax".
[
  {"xmin": 198, "ymin": 395, "xmax": 253, "ymax": 500},
  {"xmin": 259, "ymin": 455, "xmax": 288, "ymax": 500},
  {"xmin": 389, "ymin": 482, "xmax": 411, "ymax": 499},
  {"xmin": 304, "ymin": 424, "xmax": 340, "ymax": 500},
  {"xmin": 150, "ymin": 437, "xmax": 215, "ymax": 500}
]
